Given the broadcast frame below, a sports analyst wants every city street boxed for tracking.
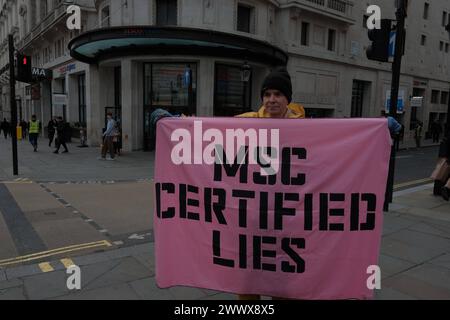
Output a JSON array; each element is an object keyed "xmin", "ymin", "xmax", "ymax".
[
  {"xmin": 0, "ymin": 137, "xmax": 449, "ymax": 299},
  {"xmin": 0, "ymin": 0, "xmax": 449, "ymax": 304}
]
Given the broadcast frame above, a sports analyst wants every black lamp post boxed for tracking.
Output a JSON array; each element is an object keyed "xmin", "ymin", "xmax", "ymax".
[{"xmin": 241, "ymin": 61, "xmax": 251, "ymax": 113}]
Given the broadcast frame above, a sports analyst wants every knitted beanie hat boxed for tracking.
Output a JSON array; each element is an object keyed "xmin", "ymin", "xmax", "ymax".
[{"xmin": 260, "ymin": 67, "xmax": 292, "ymax": 103}]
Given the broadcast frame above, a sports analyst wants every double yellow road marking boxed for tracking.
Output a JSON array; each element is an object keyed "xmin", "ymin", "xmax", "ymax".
[
  {"xmin": 38, "ymin": 262, "xmax": 54, "ymax": 272},
  {"xmin": 38, "ymin": 258, "xmax": 76, "ymax": 273},
  {"xmin": 0, "ymin": 240, "xmax": 112, "ymax": 268},
  {"xmin": 394, "ymin": 178, "xmax": 433, "ymax": 190}
]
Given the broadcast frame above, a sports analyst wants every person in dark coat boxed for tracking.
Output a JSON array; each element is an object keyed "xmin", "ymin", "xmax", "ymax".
[
  {"xmin": 431, "ymin": 121, "xmax": 443, "ymax": 143},
  {"xmin": 1, "ymin": 118, "xmax": 9, "ymax": 139},
  {"xmin": 20, "ymin": 119, "xmax": 28, "ymax": 139},
  {"xmin": 54, "ymin": 117, "xmax": 69, "ymax": 154},
  {"xmin": 47, "ymin": 117, "xmax": 57, "ymax": 147}
]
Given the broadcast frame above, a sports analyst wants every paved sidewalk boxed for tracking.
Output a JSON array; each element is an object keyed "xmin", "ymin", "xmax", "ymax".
[
  {"xmin": 0, "ymin": 183, "xmax": 448, "ymax": 300},
  {"xmin": 0, "ymin": 137, "xmax": 154, "ymax": 182}
]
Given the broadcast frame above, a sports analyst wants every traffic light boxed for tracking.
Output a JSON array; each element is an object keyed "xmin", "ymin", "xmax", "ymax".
[
  {"xmin": 16, "ymin": 53, "xmax": 32, "ymax": 83},
  {"xmin": 366, "ymin": 19, "xmax": 392, "ymax": 62}
]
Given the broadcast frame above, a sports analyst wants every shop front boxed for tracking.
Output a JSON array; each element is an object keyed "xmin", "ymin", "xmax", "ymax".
[{"xmin": 69, "ymin": 26, "xmax": 288, "ymax": 151}]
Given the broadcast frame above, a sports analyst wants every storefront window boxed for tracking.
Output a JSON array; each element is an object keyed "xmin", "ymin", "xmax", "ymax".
[
  {"xmin": 214, "ymin": 64, "xmax": 251, "ymax": 116},
  {"xmin": 143, "ymin": 63, "xmax": 197, "ymax": 151},
  {"xmin": 144, "ymin": 63, "xmax": 196, "ymax": 115}
]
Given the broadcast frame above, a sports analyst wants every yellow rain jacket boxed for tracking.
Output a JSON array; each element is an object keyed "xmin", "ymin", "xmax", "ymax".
[{"xmin": 236, "ymin": 103, "xmax": 305, "ymax": 119}]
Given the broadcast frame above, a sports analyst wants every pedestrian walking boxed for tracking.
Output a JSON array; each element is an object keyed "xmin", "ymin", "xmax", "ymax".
[
  {"xmin": 113, "ymin": 121, "xmax": 122, "ymax": 156},
  {"xmin": 414, "ymin": 121, "xmax": 423, "ymax": 148},
  {"xmin": 99, "ymin": 112, "xmax": 116, "ymax": 160},
  {"xmin": 431, "ymin": 121, "xmax": 442, "ymax": 143},
  {"xmin": 28, "ymin": 115, "xmax": 41, "ymax": 152},
  {"xmin": 53, "ymin": 116, "xmax": 69, "ymax": 154},
  {"xmin": 47, "ymin": 117, "xmax": 57, "ymax": 147},
  {"xmin": 1, "ymin": 118, "xmax": 9, "ymax": 139},
  {"xmin": 20, "ymin": 119, "xmax": 28, "ymax": 139}
]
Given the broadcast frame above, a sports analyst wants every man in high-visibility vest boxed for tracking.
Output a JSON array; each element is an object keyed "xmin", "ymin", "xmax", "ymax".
[{"xmin": 28, "ymin": 114, "xmax": 41, "ymax": 152}]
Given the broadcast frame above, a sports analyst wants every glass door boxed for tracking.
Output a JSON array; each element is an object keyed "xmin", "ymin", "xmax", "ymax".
[{"xmin": 143, "ymin": 63, "xmax": 197, "ymax": 150}]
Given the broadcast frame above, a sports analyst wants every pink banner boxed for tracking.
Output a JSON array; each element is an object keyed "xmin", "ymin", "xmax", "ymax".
[{"xmin": 154, "ymin": 117, "xmax": 391, "ymax": 299}]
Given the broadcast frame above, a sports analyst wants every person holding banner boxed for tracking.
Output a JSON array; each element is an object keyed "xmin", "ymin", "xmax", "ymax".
[
  {"xmin": 236, "ymin": 67, "xmax": 305, "ymax": 299},
  {"xmin": 151, "ymin": 67, "xmax": 305, "ymax": 299}
]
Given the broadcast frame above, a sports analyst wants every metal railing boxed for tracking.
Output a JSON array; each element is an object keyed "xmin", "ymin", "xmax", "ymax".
[
  {"xmin": 299, "ymin": 0, "xmax": 352, "ymax": 16},
  {"xmin": 305, "ymin": 0, "xmax": 325, "ymax": 5},
  {"xmin": 327, "ymin": 0, "xmax": 347, "ymax": 13}
]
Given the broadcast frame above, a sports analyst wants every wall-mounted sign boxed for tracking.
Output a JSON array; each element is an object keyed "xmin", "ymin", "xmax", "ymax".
[
  {"xmin": 410, "ymin": 96, "xmax": 423, "ymax": 107},
  {"xmin": 31, "ymin": 84, "xmax": 41, "ymax": 100},
  {"xmin": 385, "ymin": 89, "xmax": 405, "ymax": 113},
  {"xmin": 53, "ymin": 63, "xmax": 77, "ymax": 78},
  {"xmin": 53, "ymin": 93, "xmax": 67, "ymax": 105},
  {"xmin": 59, "ymin": 63, "xmax": 76, "ymax": 75},
  {"xmin": 32, "ymin": 67, "xmax": 52, "ymax": 80}
]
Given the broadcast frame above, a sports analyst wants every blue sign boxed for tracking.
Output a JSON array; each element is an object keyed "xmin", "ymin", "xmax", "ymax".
[
  {"xmin": 385, "ymin": 89, "xmax": 404, "ymax": 114},
  {"xmin": 389, "ymin": 31, "xmax": 396, "ymax": 59}
]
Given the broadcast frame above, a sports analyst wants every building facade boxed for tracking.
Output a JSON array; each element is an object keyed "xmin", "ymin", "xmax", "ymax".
[{"xmin": 0, "ymin": 0, "xmax": 449, "ymax": 151}]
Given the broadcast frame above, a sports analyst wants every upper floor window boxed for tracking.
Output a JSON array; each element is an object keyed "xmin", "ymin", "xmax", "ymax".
[
  {"xmin": 301, "ymin": 22, "xmax": 309, "ymax": 46},
  {"xmin": 423, "ymin": 3, "xmax": 429, "ymax": 20},
  {"xmin": 41, "ymin": 0, "xmax": 48, "ymax": 20},
  {"xmin": 237, "ymin": 4, "xmax": 255, "ymax": 33},
  {"xmin": 327, "ymin": 29, "xmax": 336, "ymax": 51},
  {"xmin": 441, "ymin": 91, "xmax": 448, "ymax": 105},
  {"xmin": 442, "ymin": 11, "xmax": 447, "ymax": 27},
  {"xmin": 101, "ymin": 5, "xmax": 110, "ymax": 28},
  {"xmin": 156, "ymin": 0, "xmax": 177, "ymax": 26},
  {"xmin": 54, "ymin": 38, "xmax": 65, "ymax": 58},
  {"xmin": 421, "ymin": 35, "xmax": 427, "ymax": 46},
  {"xmin": 431, "ymin": 90, "xmax": 440, "ymax": 104}
]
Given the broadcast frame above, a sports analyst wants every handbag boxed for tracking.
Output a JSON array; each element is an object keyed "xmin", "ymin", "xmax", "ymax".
[{"xmin": 431, "ymin": 158, "xmax": 450, "ymax": 182}]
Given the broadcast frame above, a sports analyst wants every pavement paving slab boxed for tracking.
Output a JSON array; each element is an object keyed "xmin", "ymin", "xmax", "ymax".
[
  {"xmin": 0, "ymin": 286, "xmax": 27, "ymax": 300},
  {"xmin": 82, "ymin": 257, "xmax": 152, "ymax": 291},
  {"xmin": 23, "ymin": 270, "xmax": 71, "ymax": 300},
  {"xmin": 55, "ymin": 283, "xmax": 142, "ymax": 300},
  {"xmin": 44, "ymin": 182, "xmax": 154, "ymax": 237}
]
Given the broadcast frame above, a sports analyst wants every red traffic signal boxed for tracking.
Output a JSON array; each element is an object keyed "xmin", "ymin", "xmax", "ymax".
[{"xmin": 16, "ymin": 53, "xmax": 32, "ymax": 83}]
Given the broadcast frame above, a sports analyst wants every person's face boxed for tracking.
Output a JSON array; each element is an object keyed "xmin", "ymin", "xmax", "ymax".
[{"xmin": 262, "ymin": 89, "xmax": 289, "ymax": 118}]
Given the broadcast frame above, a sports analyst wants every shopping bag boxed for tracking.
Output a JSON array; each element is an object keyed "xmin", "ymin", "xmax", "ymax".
[{"xmin": 431, "ymin": 158, "xmax": 450, "ymax": 182}]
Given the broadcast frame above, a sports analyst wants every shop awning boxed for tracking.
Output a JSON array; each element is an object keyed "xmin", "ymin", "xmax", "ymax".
[{"xmin": 69, "ymin": 26, "xmax": 288, "ymax": 66}]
